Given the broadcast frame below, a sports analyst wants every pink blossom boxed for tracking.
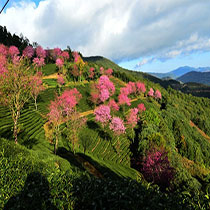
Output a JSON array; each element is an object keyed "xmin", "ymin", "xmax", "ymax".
[
  {"xmin": 23, "ymin": 46, "xmax": 34, "ymax": 58},
  {"xmin": 126, "ymin": 108, "xmax": 139, "ymax": 128},
  {"xmin": 120, "ymin": 87, "xmax": 130, "ymax": 95},
  {"xmin": 109, "ymin": 117, "xmax": 126, "ymax": 135},
  {"xmin": 61, "ymin": 51, "xmax": 69, "ymax": 60},
  {"xmin": 94, "ymin": 105, "xmax": 111, "ymax": 126},
  {"xmin": 155, "ymin": 89, "xmax": 162, "ymax": 99},
  {"xmin": 0, "ymin": 54, "xmax": 7, "ymax": 66},
  {"xmin": 98, "ymin": 75, "xmax": 115, "ymax": 96},
  {"xmin": 100, "ymin": 67, "xmax": 104, "ymax": 75},
  {"xmin": 105, "ymin": 68, "xmax": 113, "ymax": 76},
  {"xmin": 56, "ymin": 58, "xmax": 64, "ymax": 68},
  {"xmin": 72, "ymin": 51, "xmax": 80, "ymax": 63},
  {"xmin": 126, "ymin": 82, "xmax": 136, "ymax": 94},
  {"xmin": 137, "ymin": 103, "xmax": 146, "ymax": 112},
  {"xmin": 47, "ymin": 99, "xmax": 63, "ymax": 124},
  {"xmin": 60, "ymin": 88, "xmax": 82, "ymax": 115},
  {"xmin": 57, "ymin": 75, "xmax": 65, "ymax": 85},
  {"xmin": 53, "ymin": 48, "xmax": 62, "ymax": 58},
  {"xmin": 108, "ymin": 99, "xmax": 119, "ymax": 112},
  {"xmin": 99, "ymin": 89, "xmax": 110, "ymax": 102},
  {"xmin": 8, "ymin": 46, "xmax": 19, "ymax": 57},
  {"xmin": 33, "ymin": 57, "xmax": 45, "ymax": 68},
  {"xmin": 0, "ymin": 44, "xmax": 8, "ymax": 56},
  {"xmin": 12, "ymin": 55, "xmax": 20, "ymax": 65},
  {"xmin": 118, "ymin": 94, "xmax": 131, "ymax": 106},
  {"xmin": 136, "ymin": 82, "xmax": 146, "ymax": 93},
  {"xmin": 89, "ymin": 67, "xmax": 95, "ymax": 79},
  {"xmin": 36, "ymin": 46, "xmax": 46, "ymax": 58},
  {"xmin": 37, "ymin": 71, "xmax": 43, "ymax": 77},
  {"xmin": 148, "ymin": 88, "xmax": 154, "ymax": 97}
]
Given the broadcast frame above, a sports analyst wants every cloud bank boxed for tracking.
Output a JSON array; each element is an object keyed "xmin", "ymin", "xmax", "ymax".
[{"xmin": 1, "ymin": 0, "xmax": 210, "ymax": 62}]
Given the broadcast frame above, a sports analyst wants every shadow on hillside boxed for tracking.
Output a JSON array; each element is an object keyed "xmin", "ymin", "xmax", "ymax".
[
  {"xmin": 76, "ymin": 152, "xmax": 120, "ymax": 179},
  {"xmin": 57, "ymin": 147, "xmax": 85, "ymax": 171},
  {"xmin": 21, "ymin": 137, "xmax": 39, "ymax": 149},
  {"xmin": 4, "ymin": 172, "xmax": 58, "ymax": 210}
]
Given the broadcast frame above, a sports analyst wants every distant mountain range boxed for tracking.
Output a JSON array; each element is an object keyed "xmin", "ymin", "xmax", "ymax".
[
  {"xmin": 149, "ymin": 66, "xmax": 210, "ymax": 79},
  {"xmin": 178, "ymin": 71, "xmax": 210, "ymax": 85}
]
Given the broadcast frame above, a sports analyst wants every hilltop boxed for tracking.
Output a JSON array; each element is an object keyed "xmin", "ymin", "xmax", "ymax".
[{"xmin": 1, "ymin": 41, "xmax": 210, "ymax": 209}]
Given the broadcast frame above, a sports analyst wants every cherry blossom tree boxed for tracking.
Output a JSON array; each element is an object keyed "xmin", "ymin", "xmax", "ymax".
[
  {"xmin": 47, "ymin": 88, "xmax": 82, "ymax": 154},
  {"xmin": 126, "ymin": 108, "xmax": 139, "ymax": 129},
  {"xmin": 22, "ymin": 46, "xmax": 34, "ymax": 59},
  {"xmin": 136, "ymin": 82, "xmax": 146, "ymax": 95},
  {"xmin": 155, "ymin": 89, "xmax": 162, "ymax": 99},
  {"xmin": 148, "ymin": 88, "xmax": 154, "ymax": 97},
  {"xmin": 108, "ymin": 99, "xmax": 119, "ymax": 112},
  {"xmin": 137, "ymin": 103, "xmax": 146, "ymax": 112},
  {"xmin": 29, "ymin": 73, "xmax": 45, "ymax": 110},
  {"xmin": 94, "ymin": 105, "xmax": 111, "ymax": 128},
  {"xmin": 0, "ymin": 56, "xmax": 32, "ymax": 144}
]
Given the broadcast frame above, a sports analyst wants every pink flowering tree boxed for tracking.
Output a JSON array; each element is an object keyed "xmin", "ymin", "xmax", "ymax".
[
  {"xmin": 90, "ymin": 75, "xmax": 115, "ymax": 106},
  {"xmin": 33, "ymin": 57, "xmax": 45, "ymax": 72},
  {"xmin": 105, "ymin": 68, "xmax": 113, "ymax": 77},
  {"xmin": 154, "ymin": 89, "xmax": 162, "ymax": 100},
  {"xmin": 148, "ymin": 88, "xmax": 154, "ymax": 97},
  {"xmin": 137, "ymin": 103, "xmax": 146, "ymax": 112},
  {"xmin": 136, "ymin": 82, "xmax": 146, "ymax": 96},
  {"xmin": 22, "ymin": 46, "xmax": 34, "ymax": 59},
  {"xmin": 57, "ymin": 75, "xmax": 65, "ymax": 95},
  {"xmin": 0, "ymin": 56, "xmax": 32, "ymax": 144},
  {"xmin": 98, "ymin": 75, "xmax": 115, "ymax": 103},
  {"xmin": 89, "ymin": 67, "xmax": 95, "ymax": 79},
  {"xmin": 126, "ymin": 108, "xmax": 139, "ymax": 129},
  {"xmin": 108, "ymin": 99, "xmax": 119, "ymax": 112},
  {"xmin": 29, "ymin": 74, "xmax": 45, "ymax": 110},
  {"xmin": 141, "ymin": 148, "xmax": 175, "ymax": 189},
  {"xmin": 118, "ymin": 93, "xmax": 131, "ymax": 112},
  {"xmin": 109, "ymin": 116, "xmax": 126, "ymax": 153},
  {"xmin": 36, "ymin": 46, "xmax": 46, "ymax": 59},
  {"xmin": 8, "ymin": 46, "xmax": 19, "ymax": 58},
  {"xmin": 94, "ymin": 105, "xmax": 111, "ymax": 128},
  {"xmin": 0, "ymin": 44, "xmax": 8, "ymax": 56},
  {"xmin": 47, "ymin": 88, "xmax": 83, "ymax": 154}
]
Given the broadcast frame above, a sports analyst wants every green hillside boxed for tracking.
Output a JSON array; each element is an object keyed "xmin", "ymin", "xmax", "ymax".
[{"xmin": 1, "ymin": 54, "xmax": 210, "ymax": 210}]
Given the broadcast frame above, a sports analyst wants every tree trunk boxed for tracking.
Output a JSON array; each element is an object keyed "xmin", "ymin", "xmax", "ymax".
[
  {"xmin": 13, "ymin": 110, "xmax": 20, "ymax": 144},
  {"xmin": 35, "ymin": 97, "xmax": 37, "ymax": 110},
  {"xmin": 54, "ymin": 135, "xmax": 58, "ymax": 155}
]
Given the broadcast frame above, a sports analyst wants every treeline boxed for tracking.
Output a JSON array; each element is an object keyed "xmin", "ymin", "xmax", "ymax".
[{"xmin": 0, "ymin": 25, "xmax": 32, "ymax": 53}]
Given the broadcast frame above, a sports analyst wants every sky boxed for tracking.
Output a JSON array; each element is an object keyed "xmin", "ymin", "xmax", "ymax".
[{"xmin": 1, "ymin": 0, "xmax": 210, "ymax": 73}]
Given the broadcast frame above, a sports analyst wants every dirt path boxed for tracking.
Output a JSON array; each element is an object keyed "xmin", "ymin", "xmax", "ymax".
[
  {"xmin": 42, "ymin": 73, "xmax": 58, "ymax": 79},
  {"xmin": 190, "ymin": 120, "xmax": 210, "ymax": 142}
]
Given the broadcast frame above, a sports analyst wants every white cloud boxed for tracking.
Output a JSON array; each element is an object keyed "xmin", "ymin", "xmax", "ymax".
[{"xmin": 0, "ymin": 0, "xmax": 210, "ymax": 62}]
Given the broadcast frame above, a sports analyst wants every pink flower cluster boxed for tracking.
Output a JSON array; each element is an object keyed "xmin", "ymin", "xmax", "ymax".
[
  {"xmin": 36, "ymin": 46, "xmax": 46, "ymax": 58},
  {"xmin": 8, "ymin": 46, "xmax": 19, "ymax": 57},
  {"xmin": 137, "ymin": 103, "xmax": 146, "ymax": 112},
  {"xmin": 91, "ymin": 75, "xmax": 115, "ymax": 103},
  {"xmin": 0, "ymin": 44, "xmax": 8, "ymax": 56},
  {"xmin": 48, "ymin": 88, "xmax": 82, "ymax": 123},
  {"xmin": 94, "ymin": 105, "xmax": 111, "ymax": 126},
  {"xmin": 147, "ymin": 88, "xmax": 162, "ymax": 99},
  {"xmin": 56, "ymin": 58, "xmax": 64, "ymax": 68},
  {"xmin": 72, "ymin": 51, "xmax": 80, "ymax": 63},
  {"xmin": 57, "ymin": 75, "xmax": 65, "ymax": 85},
  {"xmin": 109, "ymin": 117, "xmax": 126, "ymax": 135},
  {"xmin": 89, "ymin": 67, "xmax": 95, "ymax": 79},
  {"xmin": 126, "ymin": 108, "xmax": 139, "ymax": 128},
  {"xmin": 108, "ymin": 99, "xmax": 119, "ymax": 112},
  {"xmin": 23, "ymin": 46, "xmax": 34, "ymax": 58},
  {"xmin": 33, "ymin": 57, "xmax": 45, "ymax": 68}
]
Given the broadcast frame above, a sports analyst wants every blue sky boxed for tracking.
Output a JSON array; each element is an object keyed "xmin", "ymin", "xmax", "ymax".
[{"xmin": 1, "ymin": 0, "xmax": 210, "ymax": 73}]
